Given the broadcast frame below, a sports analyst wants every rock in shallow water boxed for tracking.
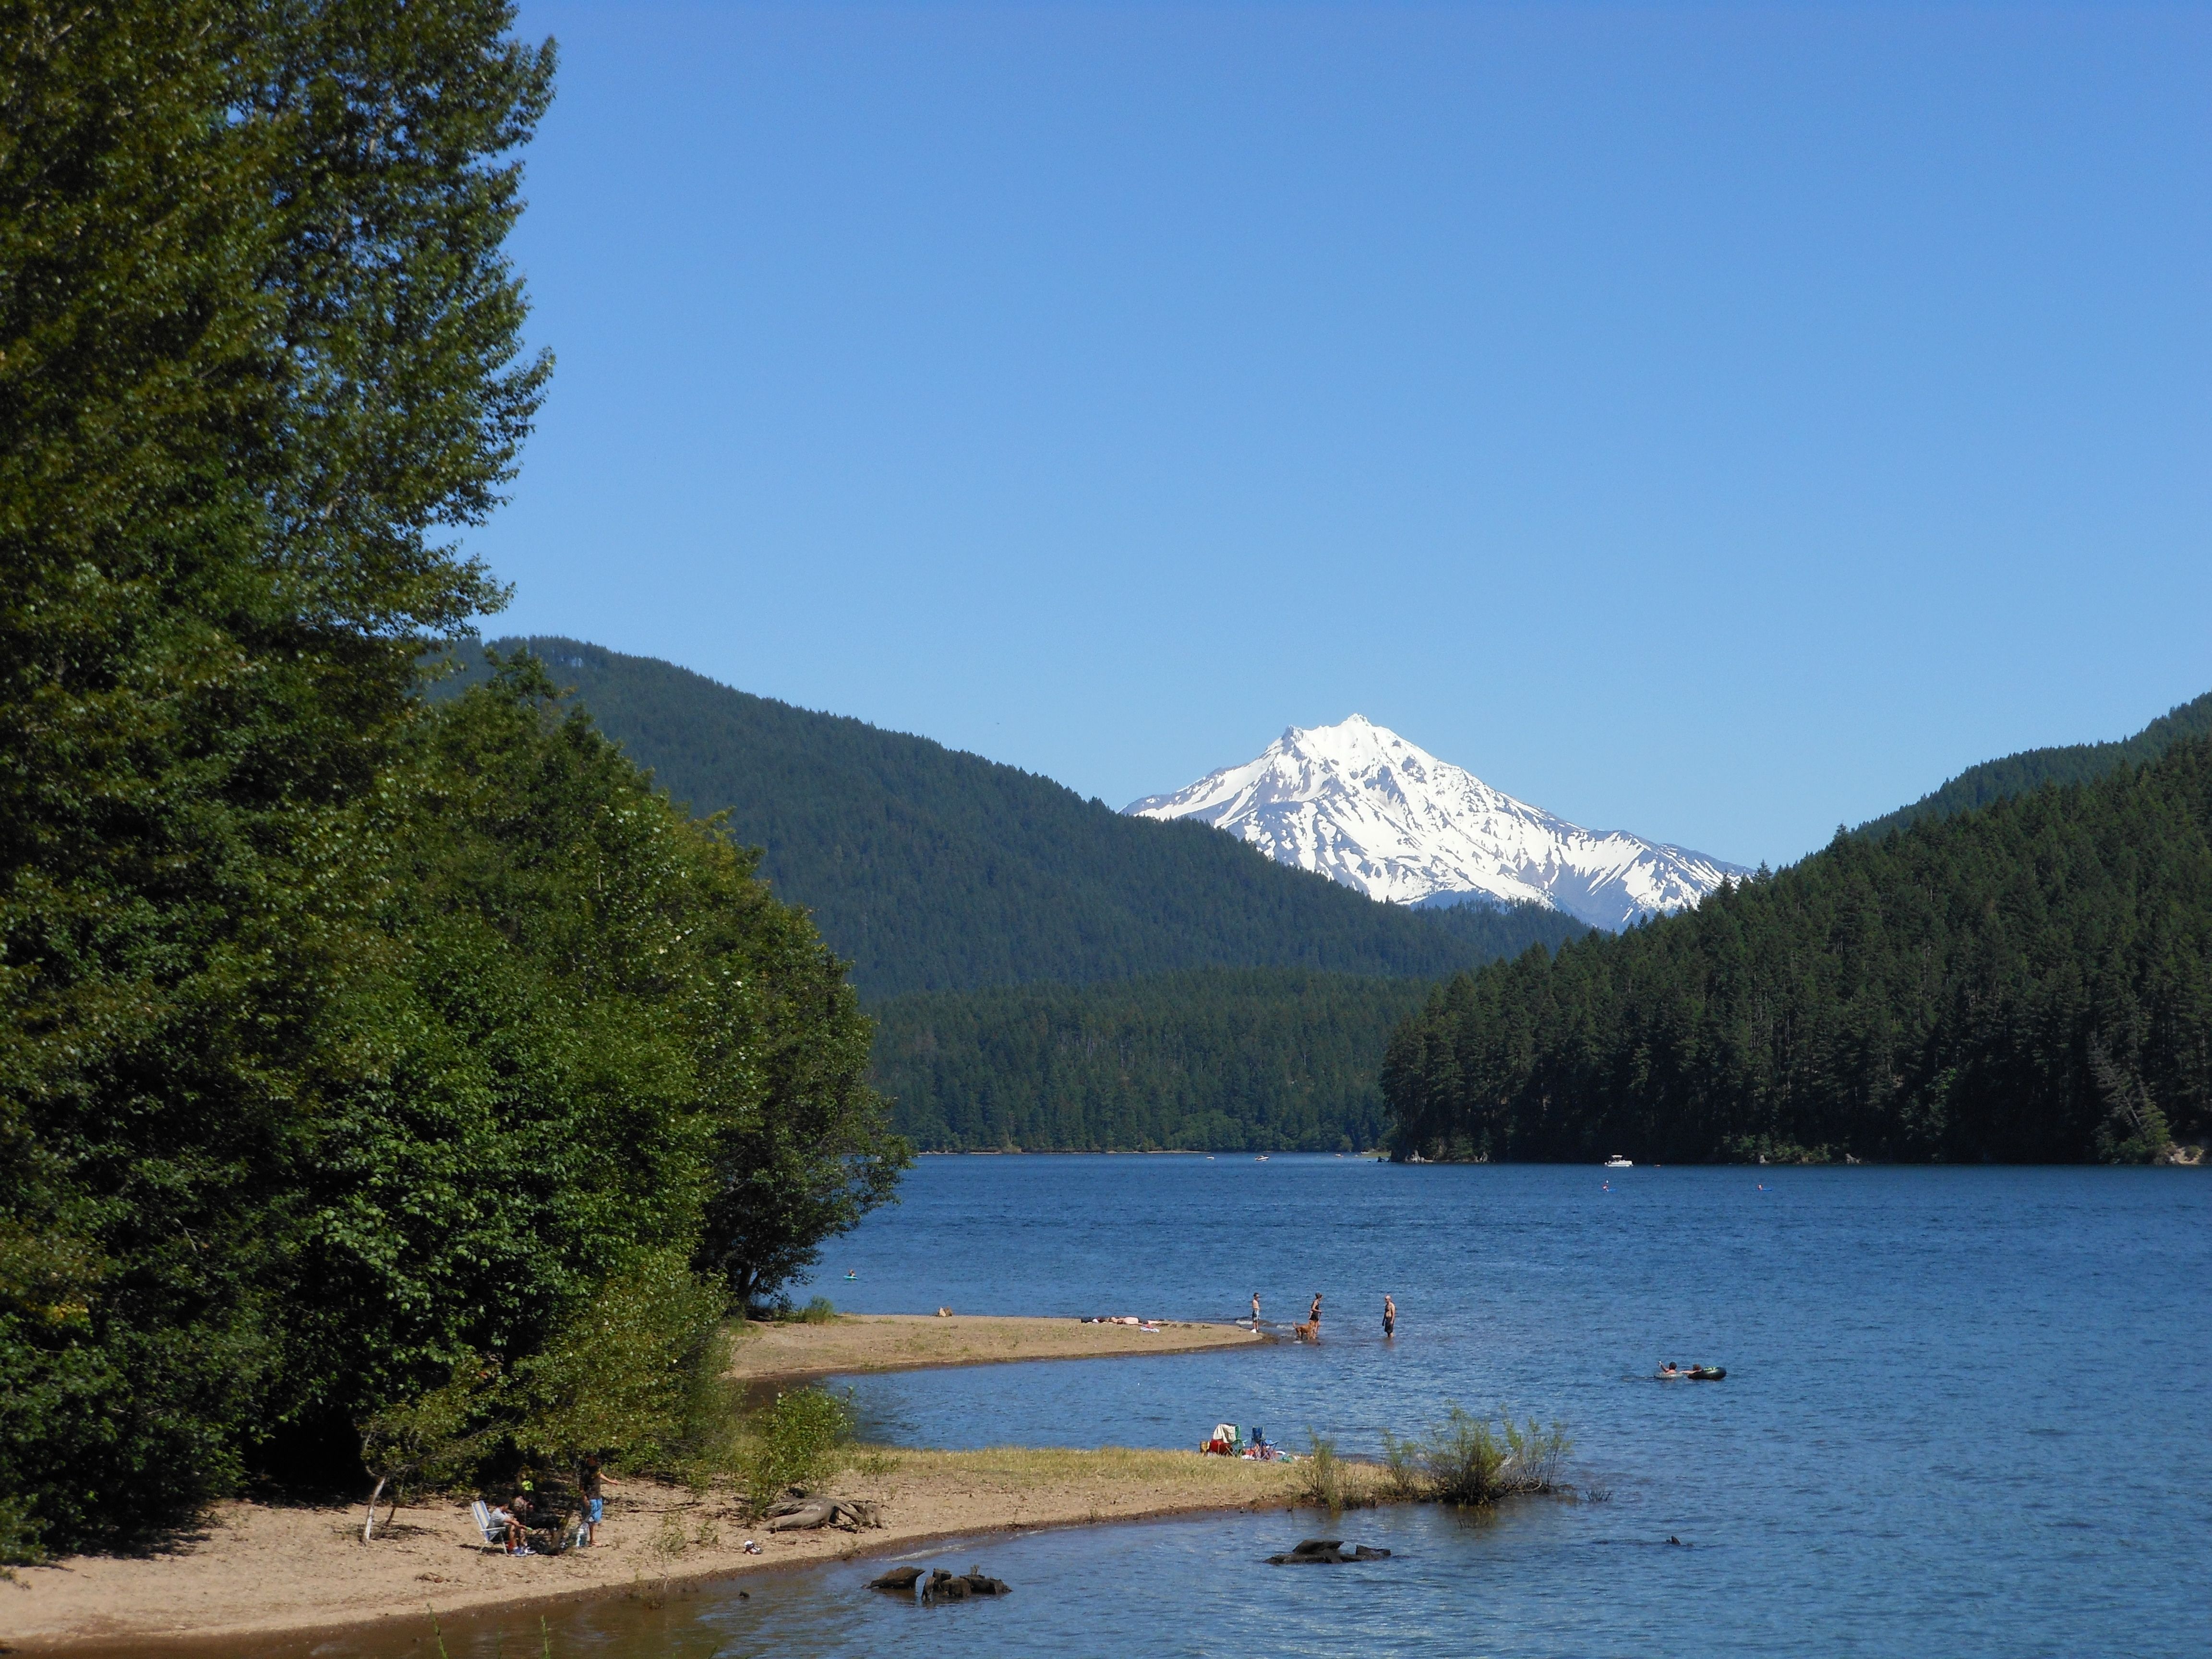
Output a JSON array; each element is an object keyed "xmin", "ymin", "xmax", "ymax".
[{"xmin": 1267, "ymin": 1538, "xmax": 1392, "ymax": 1565}]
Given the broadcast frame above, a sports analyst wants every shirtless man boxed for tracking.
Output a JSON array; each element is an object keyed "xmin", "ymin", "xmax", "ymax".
[
  {"xmin": 1382, "ymin": 1294, "xmax": 1396, "ymax": 1338},
  {"xmin": 1250, "ymin": 1290, "xmax": 1261, "ymax": 1328}
]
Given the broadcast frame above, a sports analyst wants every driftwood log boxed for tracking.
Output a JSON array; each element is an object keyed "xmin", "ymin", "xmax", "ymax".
[
  {"xmin": 762, "ymin": 1496, "xmax": 882, "ymax": 1533},
  {"xmin": 1267, "ymin": 1538, "xmax": 1392, "ymax": 1565}
]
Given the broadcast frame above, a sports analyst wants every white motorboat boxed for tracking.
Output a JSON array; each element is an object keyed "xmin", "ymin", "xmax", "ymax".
[{"xmin": 1603, "ymin": 1154, "xmax": 1634, "ymax": 1168}]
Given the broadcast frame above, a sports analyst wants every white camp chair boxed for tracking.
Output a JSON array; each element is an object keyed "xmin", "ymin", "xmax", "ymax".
[{"xmin": 470, "ymin": 1500, "xmax": 507, "ymax": 1550}]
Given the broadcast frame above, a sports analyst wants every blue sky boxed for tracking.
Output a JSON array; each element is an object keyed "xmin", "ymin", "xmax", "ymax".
[{"xmin": 479, "ymin": 2, "xmax": 2211, "ymax": 867}]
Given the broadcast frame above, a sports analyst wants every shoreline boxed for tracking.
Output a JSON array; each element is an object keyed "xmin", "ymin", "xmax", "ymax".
[
  {"xmin": 5, "ymin": 1318, "xmax": 1292, "ymax": 1653},
  {"xmin": 4, "ymin": 1449, "xmax": 1374, "ymax": 1654}
]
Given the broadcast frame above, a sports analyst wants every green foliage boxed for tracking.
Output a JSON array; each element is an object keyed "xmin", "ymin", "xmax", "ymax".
[
  {"xmin": 1856, "ymin": 690, "xmax": 2212, "ymax": 842},
  {"xmin": 1414, "ymin": 1406, "xmax": 1571, "ymax": 1505},
  {"xmin": 442, "ymin": 639, "xmax": 1592, "ymax": 998},
  {"xmin": 0, "ymin": 1494, "xmax": 45, "ymax": 1575},
  {"xmin": 741, "ymin": 1387, "xmax": 855, "ymax": 1514},
  {"xmin": 1378, "ymin": 1429, "xmax": 1425, "ymax": 1500},
  {"xmin": 781, "ymin": 1297, "xmax": 839, "ymax": 1324},
  {"xmin": 1386, "ymin": 738, "xmax": 2212, "ymax": 1164},
  {"xmin": 1298, "ymin": 1429, "xmax": 1345, "ymax": 1512},
  {"xmin": 513, "ymin": 1251, "xmax": 732, "ymax": 1468},
  {"xmin": 0, "ymin": 6, "xmax": 903, "ymax": 1553},
  {"xmin": 0, "ymin": 0, "xmax": 553, "ymax": 1551},
  {"xmin": 874, "ymin": 969, "xmax": 1452, "ymax": 1151}
]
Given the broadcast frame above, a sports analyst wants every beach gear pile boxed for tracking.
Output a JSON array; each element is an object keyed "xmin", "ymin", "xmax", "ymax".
[
  {"xmin": 1080, "ymin": 1315, "xmax": 1161, "ymax": 1331},
  {"xmin": 1199, "ymin": 1423, "xmax": 1290, "ymax": 1460}
]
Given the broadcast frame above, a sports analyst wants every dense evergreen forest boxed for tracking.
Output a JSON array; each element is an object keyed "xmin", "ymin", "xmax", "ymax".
[
  {"xmin": 1855, "ymin": 689, "xmax": 2212, "ymax": 842},
  {"xmin": 1, "ymin": 2, "xmax": 902, "ymax": 1558},
  {"xmin": 448, "ymin": 639, "xmax": 1591, "ymax": 996},
  {"xmin": 874, "ymin": 969, "xmax": 1440, "ymax": 1151},
  {"xmin": 1384, "ymin": 738, "xmax": 2212, "ymax": 1165}
]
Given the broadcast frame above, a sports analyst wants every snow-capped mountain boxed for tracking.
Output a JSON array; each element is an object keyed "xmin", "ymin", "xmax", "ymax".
[{"xmin": 1125, "ymin": 715, "xmax": 1747, "ymax": 930}]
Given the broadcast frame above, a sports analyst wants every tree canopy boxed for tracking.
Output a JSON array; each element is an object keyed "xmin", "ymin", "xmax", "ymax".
[{"xmin": 0, "ymin": 1, "xmax": 902, "ymax": 1557}]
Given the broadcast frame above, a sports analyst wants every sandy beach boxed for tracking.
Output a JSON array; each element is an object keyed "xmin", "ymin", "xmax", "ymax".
[
  {"xmin": 4, "ymin": 1315, "xmax": 1300, "ymax": 1652},
  {"xmin": 2, "ymin": 1448, "xmax": 1372, "ymax": 1652},
  {"xmin": 725, "ymin": 1311, "xmax": 1264, "ymax": 1379}
]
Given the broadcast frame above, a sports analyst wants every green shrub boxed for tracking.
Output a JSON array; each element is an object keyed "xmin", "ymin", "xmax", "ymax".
[
  {"xmin": 515, "ymin": 1251, "xmax": 733, "ymax": 1470},
  {"xmin": 784, "ymin": 1297, "xmax": 838, "ymax": 1324},
  {"xmin": 1379, "ymin": 1428, "xmax": 1425, "ymax": 1499},
  {"xmin": 1299, "ymin": 1429, "xmax": 1345, "ymax": 1512},
  {"xmin": 1418, "ymin": 1404, "xmax": 1572, "ymax": 1505},
  {"xmin": 0, "ymin": 1495, "xmax": 46, "ymax": 1578},
  {"xmin": 1499, "ymin": 1413, "xmax": 1573, "ymax": 1492},
  {"xmin": 742, "ymin": 1387, "xmax": 855, "ymax": 1514},
  {"xmin": 1421, "ymin": 1406, "xmax": 1507, "ymax": 1504}
]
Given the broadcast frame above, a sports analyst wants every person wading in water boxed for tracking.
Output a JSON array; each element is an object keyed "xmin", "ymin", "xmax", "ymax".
[
  {"xmin": 1309, "ymin": 1292, "xmax": 1323, "ymax": 1329},
  {"xmin": 1383, "ymin": 1294, "xmax": 1396, "ymax": 1338}
]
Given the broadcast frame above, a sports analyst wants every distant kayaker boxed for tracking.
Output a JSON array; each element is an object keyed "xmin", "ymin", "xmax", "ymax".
[{"xmin": 1382, "ymin": 1294, "xmax": 1395, "ymax": 1338}]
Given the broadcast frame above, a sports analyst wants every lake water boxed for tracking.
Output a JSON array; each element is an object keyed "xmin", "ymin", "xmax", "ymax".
[{"xmin": 275, "ymin": 1157, "xmax": 2212, "ymax": 1656}]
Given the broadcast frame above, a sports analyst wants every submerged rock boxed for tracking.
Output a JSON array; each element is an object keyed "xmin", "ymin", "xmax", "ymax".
[
  {"xmin": 867, "ymin": 1565, "xmax": 924, "ymax": 1591},
  {"xmin": 917, "ymin": 1564, "xmax": 1011, "ymax": 1600},
  {"xmin": 1268, "ymin": 1538, "xmax": 1392, "ymax": 1565}
]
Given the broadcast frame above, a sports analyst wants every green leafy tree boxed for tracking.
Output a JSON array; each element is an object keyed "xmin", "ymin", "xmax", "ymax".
[{"xmin": 0, "ymin": 3, "xmax": 905, "ymax": 1553}]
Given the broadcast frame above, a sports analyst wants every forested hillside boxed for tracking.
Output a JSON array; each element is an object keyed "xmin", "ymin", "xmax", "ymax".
[
  {"xmin": 450, "ymin": 638, "xmax": 1591, "ymax": 995},
  {"xmin": 874, "ymin": 969, "xmax": 1434, "ymax": 1151},
  {"xmin": 1384, "ymin": 737, "xmax": 2212, "ymax": 1165},
  {"xmin": 1856, "ymin": 689, "xmax": 2212, "ymax": 842}
]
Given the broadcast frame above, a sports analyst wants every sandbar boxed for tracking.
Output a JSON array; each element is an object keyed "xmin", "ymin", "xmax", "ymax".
[
  {"xmin": 3, "ymin": 1447, "xmax": 1375, "ymax": 1652},
  {"xmin": 726, "ymin": 1311, "xmax": 1264, "ymax": 1380}
]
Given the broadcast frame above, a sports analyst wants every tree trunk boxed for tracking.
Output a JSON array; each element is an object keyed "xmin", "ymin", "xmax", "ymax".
[{"xmin": 362, "ymin": 1475, "xmax": 388, "ymax": 1545}]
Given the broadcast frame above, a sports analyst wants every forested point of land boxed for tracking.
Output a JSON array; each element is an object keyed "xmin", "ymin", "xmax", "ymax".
[
  {"xmin": 873, "ymin": 969, "xmax": 1441, "ymax": 1152},
  {"xmin": 445, "ymin": 638, "xmax": 1594, "ymax": 997},
  {"xmin": 1854, "ymin": 689, "xmax": 2212, "ymax": 842},
  {"xmin": 2, "ymin": 1, "xmax": 903, "ymax": 1559},
  {"xmin": 1385, "ymin": 737, "xmax": 2212, "ymax": 1165}
]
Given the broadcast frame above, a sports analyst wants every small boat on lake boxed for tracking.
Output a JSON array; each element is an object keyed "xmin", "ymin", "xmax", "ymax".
[{"xmin": 1603, "ymin": 1154, "xmax": 1633, "ymax": 1168}]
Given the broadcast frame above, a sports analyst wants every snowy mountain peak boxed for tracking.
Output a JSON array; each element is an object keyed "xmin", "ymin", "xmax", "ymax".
[{"xmin": 1125, "ymin": 716, "xmax": 1746, "ymax": 930}]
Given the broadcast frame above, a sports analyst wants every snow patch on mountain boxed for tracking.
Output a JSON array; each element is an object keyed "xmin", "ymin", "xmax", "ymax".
[{"xmin": 1125, "ymin": 715, "xmax": 1747, "ymax": 930}]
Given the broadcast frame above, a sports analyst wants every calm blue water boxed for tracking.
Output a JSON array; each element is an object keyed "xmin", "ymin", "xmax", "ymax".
[{"xmin": 288, "ymin": 1158, "xmax": 2212, "ymax": 1656}]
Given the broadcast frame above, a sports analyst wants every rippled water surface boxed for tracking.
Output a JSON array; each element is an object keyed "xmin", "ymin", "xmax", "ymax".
[{"xmin": 294, "ymin": 1158, "xmax": 2212, "ymax": 1656}]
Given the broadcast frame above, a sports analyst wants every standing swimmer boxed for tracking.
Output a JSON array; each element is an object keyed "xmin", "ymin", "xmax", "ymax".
[
  {"xmin": 1382, "ymin": 1294, "xmax": 1396, "ymax": 1338},
  {"xmin": 1250, "ymin": 1290, "xmax": 1261, "ymax": 1328},
  {"xmin": 1309, "ymin": 1292, "xmax": 1323, "ymax": 1329}
]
